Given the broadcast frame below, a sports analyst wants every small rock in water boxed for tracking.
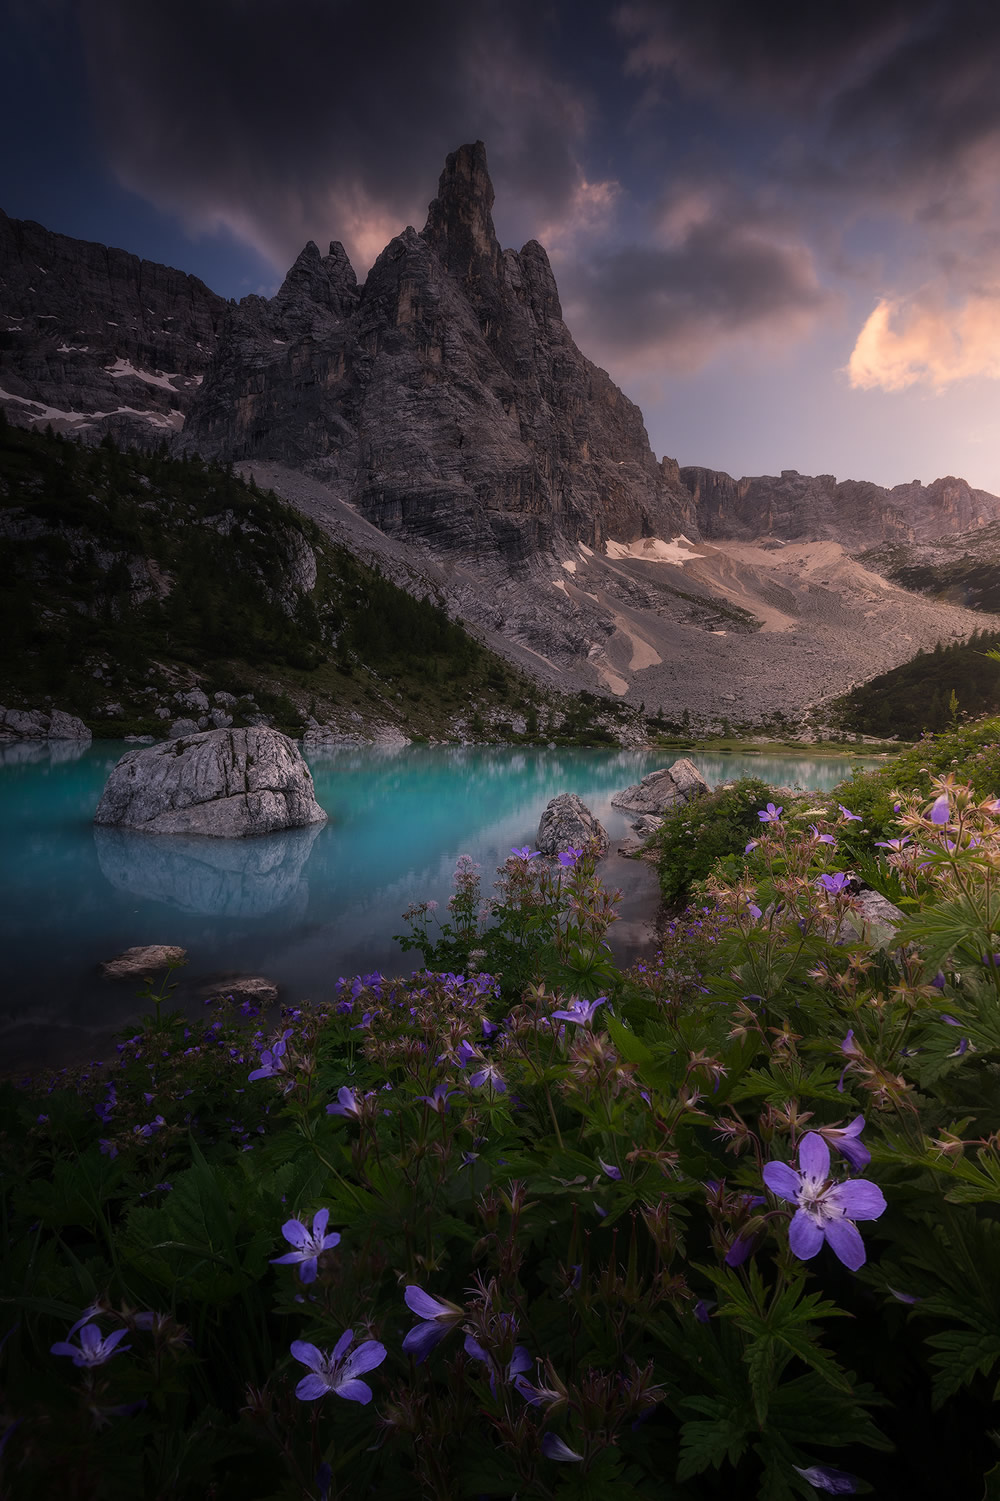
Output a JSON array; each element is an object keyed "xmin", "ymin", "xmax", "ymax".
[
  {"xmin": 537, "ymin": 792, "xmax": 609, "ymax": 858},
  {"xmin": 198, "ymin": 974, "xmax": 279, "ymax": 1005},
  {"xmin": 611, "ymin": 759, "xmax": 709, "ymax": 815},
  {"xmin": 100, "ymin": 944, "xmax": 187, "ymax": 979}
]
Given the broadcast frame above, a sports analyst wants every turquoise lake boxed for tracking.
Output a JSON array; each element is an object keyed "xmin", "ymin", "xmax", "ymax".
[{"xmin": 0, "ymin": 742, "xmax": 883, "ymax": 1070}]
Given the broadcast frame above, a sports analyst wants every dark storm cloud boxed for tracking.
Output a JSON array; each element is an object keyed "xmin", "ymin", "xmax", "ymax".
[
  {"xmin": 616, "ymin": 0, "xmax": 916, "ymax": 106},
  {"xmin": 80, "ymin": 0, "xmax": 586, "ymax": 275},
  {"xmin": 617, "ymin": 0, "xmax": 1000, "ymax": 202},
  {"xmin": 562, "ymin": 218, "xmax": 830, "ymax": 369}
]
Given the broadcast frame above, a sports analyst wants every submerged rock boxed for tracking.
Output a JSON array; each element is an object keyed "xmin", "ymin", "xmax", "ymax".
[
  {"xmin": 100, "ymin": 944, "xmax": 187, "ymax": 980},
  {"xmin": 93, "ymin": 727, "xmax": 327, "ymax": 837},
  {"xmin": 611, "ymin": 759, "xmax": 709, "ymax": 816},
  {"xmin": 537, "ymin": 792, "xmax": 609, "ymax": 858},
  {"xmin": 198, "ymin": 974, "xmax": 279, "ymax": 1006}
]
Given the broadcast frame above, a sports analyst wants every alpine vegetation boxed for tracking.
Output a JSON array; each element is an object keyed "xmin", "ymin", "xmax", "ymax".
[{"xmin": 6, "ymin": 722, "xmax": 1000, "ymax": 1495}]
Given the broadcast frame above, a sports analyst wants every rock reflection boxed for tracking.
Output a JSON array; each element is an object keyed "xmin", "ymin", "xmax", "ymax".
[
  {"xmin": 0, "ymin": 739, "xmax": 91, "ymax": 768},
  {"xmin": 93, "ymin": 822, "xmax": 323, "ymax": 917}
]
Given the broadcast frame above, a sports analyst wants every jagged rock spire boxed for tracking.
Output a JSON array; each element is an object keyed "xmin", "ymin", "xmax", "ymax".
[
  {"xmin": 275, "ymin": 239, "xmax": 358, "ymax": 319},
  {"xmin": 422, "ymin": 140, "xmax": 501, "ymax": 282}
]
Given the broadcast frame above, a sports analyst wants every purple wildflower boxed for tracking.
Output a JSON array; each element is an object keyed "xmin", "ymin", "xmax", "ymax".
[
  {"xmin": 724, "ymin": 1234, "xmax": 758, "ymax": 1267},
  {"xmin": 792, "ymin": 1463, "xmax": 858, "ymax": 1494},
  {"xmin": 511, "ymin": 845, "xmax": 541, "ymax": 860},
  {"xmin": 248, "ymin": 1030, "xmax": 294, "ymax": 1084},
  {"xmin": 744, "ymin": 838, "xmax": 759, "ymax": 854},
  {"xmin": 889, "ymin": 1287, "xmax": 920, "ymax": 1305},
  {"xmin": 817, "ymin": 872, "xmax": 852, "ymax": 895},
  {"xmin": 270, "ymin": 1208, "xmax": 341, "ymax": 1284},
  {"xmin": 541, "ymin": 1434, "xmax": 584, "ymax": 1462},
  {"xmin": 66, "ymin": 1303, "xmax": 105, "ymax": 1338},
  {"xmin": 809, "ymin": 825, "xmax": 837, "ymax": 845},
  {"xmin": 693, "ymin": 1299, "xmax": 715, "ymax": 1323},
  {"xmin": 551, "ymin": 996, "xmax": 606, "ymax": 1026},
  {"xmin": 758, "ymin": 803, "xmax": 782, "ymax": 823},
  {"xmin": 816, "ymin": 1116, "xmax": 871, "ymax": 1170},
  {"xmin": 875, "ymin": 836, "xmax": 910, "ymax": 853},
  {"xmin": 417, "ymin": 1082, "xmax": 461, "ymax": 1113},
  {"xmin": 929, "ymin": 793, "xmax": 951, "ymax": 825},
  {"xmin": 468, "ymin": 1061, "xmax": 506, "ymax": 1093},
  {"xmin": 464, "ymin": 1333, "xmax": 532, "ymax": 1396},
  {"xmin": 598, "ymin": 1157, "xmax": 622, "ymax": 1180},
  {"xmin": 762, "ymin": 1133, "xmax": 886, "ymax": 1270},
  {"xmin": 557, "ymin": 847, "xmax": 583, "ymax": 868},
  {"xmin": 326, "ymin": 1086, "xmax": 362, "ymax": 1119},
  {"xmin": 837, "ymin": 804, "xmax": 862, "ymax": 822},
  {"xmin": 402, "ymin": 1286, "xmax": 464, "ymax": 1362},
  {"xmin": 290, "ymin": 1331, "xmax": 386, "ymax": 1403},
  {"xmin": 50, "ymin": 1324, "xmax": 131, "ymax": 1369}
]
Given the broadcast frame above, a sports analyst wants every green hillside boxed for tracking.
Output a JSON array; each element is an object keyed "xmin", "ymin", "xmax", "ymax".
[
  {"xmin": 829, "ymin": 629, "xmax": 1000, "ymax": 737},
  {"xmin": 0, "ymin": 417, "xmax": 620, "ymax": 743}
]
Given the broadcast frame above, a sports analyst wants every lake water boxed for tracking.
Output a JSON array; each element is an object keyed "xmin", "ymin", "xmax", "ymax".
[{"xmin": 0, "ymin": 741, "xmax": 882, "ymax": 1071}]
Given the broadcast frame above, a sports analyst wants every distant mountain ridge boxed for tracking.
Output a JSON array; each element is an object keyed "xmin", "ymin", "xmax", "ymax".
[
  {"xmin": 683, "ymin": 465, "xmax": 1000, "ymax": 549},
  {"xmin": 0, "ymin": 208, "xmax": 224, "ymax": 448}
]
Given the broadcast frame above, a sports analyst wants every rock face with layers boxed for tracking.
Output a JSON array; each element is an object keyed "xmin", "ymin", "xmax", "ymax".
[
  {"xmin": 536, "ymin": 793, "xmax": 609, "ymax": 858},
  {"xmin": 612, "ymin": 759, "xmax": 709, "ymax": 816},
  {"xmin": 682, "ymin": 466, "xmax": 1000, "ymax": 549},
  {"xmin": 93, "ymin": 727, "xmax": 327, "ymax": 836},
  {"xmin": 183, "ymin": 143, "xmax": 696, "ymax": 567},
  {"xmin": 0, "ymin": 209, "xmax": 226, "ymax": 447}
]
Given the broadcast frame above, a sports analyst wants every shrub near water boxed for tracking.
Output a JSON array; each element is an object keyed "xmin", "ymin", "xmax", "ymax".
[
  {"xmin": 655, "ymin": 777, "xmax": 774, "ymax": 907},
  {"xmin": 7, "ymin": 763, "xmax": 1000, "ymax": 1495}
]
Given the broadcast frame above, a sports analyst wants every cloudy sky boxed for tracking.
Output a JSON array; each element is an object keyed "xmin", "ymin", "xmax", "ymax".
[{"xmin": 5, "ymin": 0, "xmax": 1000, "ymax": 492}]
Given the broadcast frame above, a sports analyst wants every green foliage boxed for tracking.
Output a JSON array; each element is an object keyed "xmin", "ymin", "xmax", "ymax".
[
  {"xmin": 10, "ymin": 758, "xmax": 1000, "ymax": 1494},
  {"xmin": 654, "ymin": 777, "xmax": 774, "ymax": 906},
  {"xmin": 830, "ymin": 628, "xmax": 1000, "ymax": 736},
  {"xmin": 824, "ymin": 716, "xmax": 1000, "ymax": 860},
  {"xmin": 0, "ymin": 424, "xmax": 570, "ymax": 742}
]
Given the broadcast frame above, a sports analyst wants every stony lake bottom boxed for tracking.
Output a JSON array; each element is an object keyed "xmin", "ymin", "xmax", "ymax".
[{"xmin": 0, "ymin": 743, "xmax": 882, "ymax": 1071}]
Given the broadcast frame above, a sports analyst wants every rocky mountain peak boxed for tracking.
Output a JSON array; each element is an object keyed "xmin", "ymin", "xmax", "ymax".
[
  {"xmin": 422, "ymin": 140, "xmax": 500, "ymax": 283},
  {"xmin": 274, "ymin": 238, "xmax": 358, "ymax": 323}
]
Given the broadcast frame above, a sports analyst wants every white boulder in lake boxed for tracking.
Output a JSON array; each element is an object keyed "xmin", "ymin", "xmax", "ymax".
[
  {"xmin": 611, "ymin": 759, "xmax": 709, "ymax": 818},
  {"xmin": 93, "ymin": 727, "xmax": 327, "ymax": 837},
  {"xmin": 537, "ymin": 792, "xmax": 609, "ymax": 858}
]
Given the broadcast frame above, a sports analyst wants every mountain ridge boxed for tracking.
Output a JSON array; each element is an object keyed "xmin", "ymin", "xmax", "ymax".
[{"xmin": 4, "ymin": 142, "xmax": 1000, "ymax": 724}]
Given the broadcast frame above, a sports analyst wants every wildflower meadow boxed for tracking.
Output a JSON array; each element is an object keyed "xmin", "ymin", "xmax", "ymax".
[{"xmin": 5, "ymin": 723, "xmax": 1000, "ymax": 1497}]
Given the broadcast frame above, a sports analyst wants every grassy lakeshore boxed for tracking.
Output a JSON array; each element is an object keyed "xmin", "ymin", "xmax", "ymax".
[
  {"xmin": 651, "ymin": 736, "xmax": 909, "ymax": 758},
  {"xmin": 5, "ymin": 718, "xmax": 1000, "ymax": 1496}
]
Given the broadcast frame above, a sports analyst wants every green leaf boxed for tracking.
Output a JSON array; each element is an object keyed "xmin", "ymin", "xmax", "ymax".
[
  {"xmin": 926, "ymin": 1329, "xmax": 1000, "ymax": 1407},
  {"xmin": 604, "ymin": 1011, "xmax": 656, "ymax": 1067},
  {"xmin": 676, "ymin": 1396, "xmax": 752, "ymax": 1479}
]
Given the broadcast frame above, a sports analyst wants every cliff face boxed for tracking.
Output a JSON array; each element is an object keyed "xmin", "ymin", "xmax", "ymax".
[
  {"xmin": 183, "ymin": 143, "xmax": 696, "ymax": 564},
  {"xmin": 682, "ymin": 465, "xmax": 1000, "ymax": 548},
  {"xmin": 0, "ymin": 209, "xmax": 226, "ymax": 448}
]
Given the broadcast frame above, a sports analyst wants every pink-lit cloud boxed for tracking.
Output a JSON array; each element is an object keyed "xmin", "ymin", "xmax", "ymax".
[{"xmin": 847, "ymin": 288, "xmax": 1000, "ymax": 392}]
